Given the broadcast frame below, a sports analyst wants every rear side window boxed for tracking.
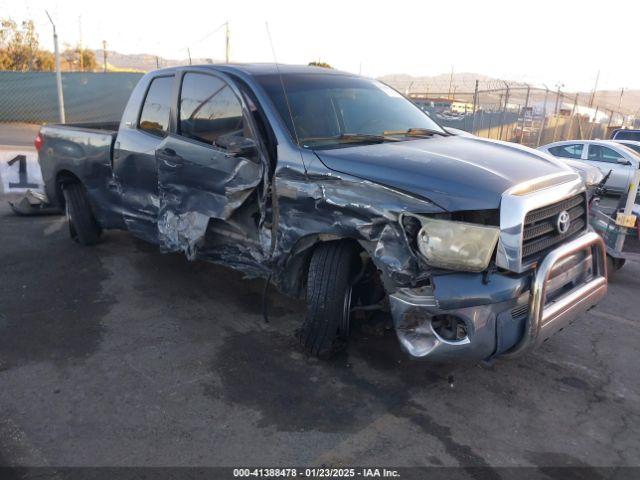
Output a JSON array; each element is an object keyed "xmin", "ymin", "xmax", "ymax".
[
  {"xmin": 622, "ymin": 143, "xmax": 640, "ymax": 155},
  {"xmin": 548, "ymin": 144, "xmax": 583, "ymax": 159},
  {"xmin": 139, "ymin": 76, "xmax": 174, "ymax": 137},
  {"xmin": 179, "ymin": 73, "xmax": 244, "ymax": 145},
  {"xmin": 613, "ymin": 130, "xmax": 640, "ymax": 141},
  {"xmin": 587, "ymin": 145, "xmax": 623, "ymax": 163}
]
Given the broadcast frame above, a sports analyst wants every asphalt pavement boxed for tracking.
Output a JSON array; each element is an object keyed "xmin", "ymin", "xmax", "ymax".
[{"xmin": 0, "ymin": 195, "xmax": 639, "ymax": 473}]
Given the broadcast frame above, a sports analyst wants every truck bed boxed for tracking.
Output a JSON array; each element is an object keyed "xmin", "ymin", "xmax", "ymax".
[
  {"xmin": 38, "ymin": 123, "xmax": 121, "ymax": 227},
  {"xmin": 43, "ymin": 121, "xmax": 120, "ymax": 135}
]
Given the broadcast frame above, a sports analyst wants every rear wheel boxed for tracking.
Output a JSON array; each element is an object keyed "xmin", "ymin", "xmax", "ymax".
[
  {"xmin": 299, "ymin": 241, "xmax": 359, "ymax": 358},
  {"xmin": 63, "ymin": 182, "xmax": 102, "ymax": 246}
]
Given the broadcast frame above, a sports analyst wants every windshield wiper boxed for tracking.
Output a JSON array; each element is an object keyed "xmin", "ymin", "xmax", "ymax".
[
  {"xmin": 383, "ymin": 128, "xmax": 449, "ymax": 137},
  {"xmin": 302, "ymin": 133, "xmax": 401, "ymax": 145}
]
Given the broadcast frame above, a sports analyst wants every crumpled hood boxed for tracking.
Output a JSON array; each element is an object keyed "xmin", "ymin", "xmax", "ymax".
[{"xmin": 314, "ymin": 135, "xmax": 575, "ymax": 211}]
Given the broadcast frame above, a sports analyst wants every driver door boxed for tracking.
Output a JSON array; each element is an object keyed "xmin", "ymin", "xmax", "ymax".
[
  {"xmin": 585, "ymin": 144, "xmax": 631, "ymax": 193},
  {"xmin": 156, "ymin": 70, "xmax": 265, "ymax": 258}
]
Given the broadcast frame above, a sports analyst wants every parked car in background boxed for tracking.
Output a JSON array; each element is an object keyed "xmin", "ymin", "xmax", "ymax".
[
  {"xmin": 611, "ymin": 128, "xmax": 640, "ymax": 142},
  {"xmin": 539, "ymin": 140, "xmax": 640, "ymax": 194},
  {"xmin": 614, "ymin": 139, "xmax": 640, "ymax": 156}
]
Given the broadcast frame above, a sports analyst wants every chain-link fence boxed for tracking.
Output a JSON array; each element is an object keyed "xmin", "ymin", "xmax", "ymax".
[
  {"xmin": 404, "ymin": 80, "xmax": 633, "ymax": 147},
  {"xmin": 0, "ymin": 71, "xmax": 143, "ymax": 124},
  {"xmin": 0, "ymin": 70, "xmax": 635, "ymax": 150}
]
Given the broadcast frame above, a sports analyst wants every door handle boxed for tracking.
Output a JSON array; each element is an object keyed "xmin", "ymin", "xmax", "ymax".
[{"xmin": 159, "ymin": 147, "xmax": 182, "ymax": 168}]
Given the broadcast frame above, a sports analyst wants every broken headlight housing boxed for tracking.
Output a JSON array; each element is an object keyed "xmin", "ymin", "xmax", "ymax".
[{"xmin": 403, "ymin": 215, "xmax": 500, "ymax": 272}]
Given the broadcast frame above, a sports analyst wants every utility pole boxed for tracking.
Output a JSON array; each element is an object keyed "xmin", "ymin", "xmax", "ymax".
[
  {"xmin": 45, "ymin": 10, "xmax": 65, "ymax": 123},
  {"xmin": 102, "ymin": 40, "xmax": 108, "ymax": 72},
  {"xmin": 447, "ymin": 65, "xmax": 454, "ymax": 99},
  {"xmin": 155, "ymin": 56, "xmax": 160, "ymax": 69},
  {"xmin": 225, "ymin": 21, "xmax": 230, "ymax": 63},
  {"xmin": 187, "ymin": 48, "xmax": 192, "ymax": 65}
]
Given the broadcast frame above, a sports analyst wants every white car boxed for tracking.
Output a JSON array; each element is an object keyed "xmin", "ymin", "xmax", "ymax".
[
  {"xmin": 539, "ymin": 140, "xmax": 640, "ymax": 194},
  {"xmin": 614, "ymin": 139, "xmax": 640, "ymax": 157}
]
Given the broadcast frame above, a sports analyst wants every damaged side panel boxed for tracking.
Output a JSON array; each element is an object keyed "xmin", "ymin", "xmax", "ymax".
[
  {"xmin": 269, "ymin": 153, "xmax": 444, "ymax": 295},
  {"xmin": 156, "ymin": 134, "xmax": 264, "ymax": 259}
]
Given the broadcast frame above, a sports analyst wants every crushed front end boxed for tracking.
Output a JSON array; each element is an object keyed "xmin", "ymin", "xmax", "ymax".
[{"xmin": 389, "ymin": 174, "xmax": 608, "ymax": 362}]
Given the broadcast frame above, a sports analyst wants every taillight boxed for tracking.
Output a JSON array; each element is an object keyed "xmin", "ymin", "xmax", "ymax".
[{"xmin": 34, "ymin": 132, "xmax": 43, "ymax": 151}]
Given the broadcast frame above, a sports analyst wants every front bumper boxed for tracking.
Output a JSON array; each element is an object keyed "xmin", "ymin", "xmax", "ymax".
[{"xmin": 389, "ymin": 231, "xmax": 607, "ymax": 362}]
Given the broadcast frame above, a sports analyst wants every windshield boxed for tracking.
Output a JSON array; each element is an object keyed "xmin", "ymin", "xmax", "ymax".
[
  {"xmin": 614, "ymin": 130, "xmax": 640, "ymax": 141},
  {"xmin": 255, "ymin": 73, "xmax": 445, "ymax": 149}
]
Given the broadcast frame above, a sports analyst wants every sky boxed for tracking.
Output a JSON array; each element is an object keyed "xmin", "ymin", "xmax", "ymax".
[{"xmin": 2, "ymin": 0, "xmax": 638, "ymax": 91}]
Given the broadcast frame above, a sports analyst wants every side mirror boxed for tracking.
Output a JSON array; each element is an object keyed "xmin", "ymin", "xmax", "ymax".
[
  {"xmin": 215, "ymin": 135, "xmax": 257, "ymax": 158},
  {"xmin": 617, "ymin": 158, "xmax": 632, "ymax": 166}
]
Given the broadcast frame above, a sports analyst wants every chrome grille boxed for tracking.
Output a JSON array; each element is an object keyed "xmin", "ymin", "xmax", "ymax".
[
  {"xmin": 511, "ymin": 303, "xmax": 529, "ymax": 319},
  {"xmin": 522, "ymin": 193, "xmax": 587, "ymax": 263}
]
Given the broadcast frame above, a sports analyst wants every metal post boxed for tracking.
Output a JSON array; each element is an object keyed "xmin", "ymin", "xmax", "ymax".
[
  {"xmin": 614, "ymin": 167, "xmax": 640, "ymax": 253},
  {"xmin": 519, "ymin": 85, "xmax": 530, "ymax": 144},
  {"xmin": 225, "ymin": 22, "xmax": 230, "ymax": 63},
  {"xmin": 588, "ymin": 106, "xmax": 599, "ymax": 139},
  {"xmin": 566, "ymin": 93, "xmax": 579, "ymax": 140},
  {"xmin": 588, "ymin": 70, "xmax": 599, "ymax": 108},
  {"xmin": 535, "ymin": 88, "xmax": 549, "ymax": 147},
  {"xmin": 471, "ymin": 79, "xmax": 479, "ymax": 134},
  {"xmin": 46, "ymin": 10, "xmax": 65, "ymax": 124},
  {"xmin": 499, "ymin": 83, "xmax": 509, "ymax": 140},
  {"xmin": 102, "ymin": 40, "xmax": 108, "ymax": 72},
  {"xmin": 551, "ymin": 91, "xmax": 563, "ymax": 143},
  {"xmin": 554, "ymin": 86, "xmax": 562, "ymax": 114}
]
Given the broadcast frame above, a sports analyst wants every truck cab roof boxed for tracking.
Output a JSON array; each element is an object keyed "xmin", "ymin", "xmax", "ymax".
[{"xmin": 150, "ymin": 63, "xmax": 356, "ymax": 78}]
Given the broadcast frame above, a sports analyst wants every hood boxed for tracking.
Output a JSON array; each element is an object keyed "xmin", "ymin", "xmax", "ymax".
[
  {"xmin": 561, "ymin": 158, "xmax": 603, "ymax": 186},
  {"xmin": 314, "ymin": 135, "xmax": 575, "ymax": 211}
]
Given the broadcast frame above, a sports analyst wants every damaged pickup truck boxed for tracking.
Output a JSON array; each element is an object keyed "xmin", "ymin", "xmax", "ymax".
[{"xmin": 36, "ymin": 64, "xmax": 608, "ymax": 361}]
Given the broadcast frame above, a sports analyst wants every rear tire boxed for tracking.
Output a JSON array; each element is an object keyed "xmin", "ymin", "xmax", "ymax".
[
  {"xmin": 63, "ymin": 182, "xmax": 102, "ymax": 246},
  {"xmin": 300, "ymin": 241, "xmax": 359, "ymax": 359}
]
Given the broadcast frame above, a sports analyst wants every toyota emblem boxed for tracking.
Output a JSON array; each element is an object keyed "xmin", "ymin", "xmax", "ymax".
[{"xmin": 556, "ymin": 210, "xmax": 571, "ymax": 234}]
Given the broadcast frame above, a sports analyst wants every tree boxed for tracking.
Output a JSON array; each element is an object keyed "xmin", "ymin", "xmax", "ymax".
[
  {"xmin": 34, "ymin": 49, "xmax": 55, "ymax": 71},
  {"xmin": 62, "ymin": 46, "xmax": 98, "ymax": 72},
  {"xmin": 0, "ymin": 19, "xmax": 50, "ymax": 71},
  {"xmin": 308, "ymin": 61, "xmax": 332, "ymax": 69}
]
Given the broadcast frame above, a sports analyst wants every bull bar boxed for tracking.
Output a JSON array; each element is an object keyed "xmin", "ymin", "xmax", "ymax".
[{"xmin": 503, "ymin": 231, "xmax": 608, "ymax": 357}]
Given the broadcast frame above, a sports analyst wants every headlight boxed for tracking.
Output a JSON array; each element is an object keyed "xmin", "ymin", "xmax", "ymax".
[{"xmin": 414, "ymin": 217, "xmax": 500, "ymax": 272}]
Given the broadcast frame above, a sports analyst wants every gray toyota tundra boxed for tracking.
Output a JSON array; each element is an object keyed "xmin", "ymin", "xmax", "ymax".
[{"xmin": 35, "ymin": 64, "xmax": 608, "ymax": 362}]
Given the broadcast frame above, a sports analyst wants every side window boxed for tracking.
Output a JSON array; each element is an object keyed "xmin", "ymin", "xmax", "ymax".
[
  {"xmin": 588, "ymin": 145, "xmax": 623, "ymax": 163},
  {"xmin": 138, "ymin": 76, "xmax": 174, "ymax": 137},
  {"xmin": 179, "ymin": 73, "xmax": 245, "ymax": 145},
  {"xmin": 548, "ymin": 144, "xmax": 583, "ymax": 159}
]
